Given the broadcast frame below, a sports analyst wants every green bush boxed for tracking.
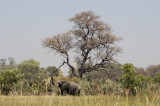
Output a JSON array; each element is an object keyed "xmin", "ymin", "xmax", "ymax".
[
  {"xmin": 119, "ymin": 63, "xmax": 140, "ymax": 96},
  {"xmin": 153, "ymin": 73, "xmax": 160, "ymax": 83},
  {"xmin": 0, "ymin": 68, "xmax": 22, "ymax": 95},
  {"xmin": 136, "ymin": 75, "xmax": 152, "ymax": 90}
]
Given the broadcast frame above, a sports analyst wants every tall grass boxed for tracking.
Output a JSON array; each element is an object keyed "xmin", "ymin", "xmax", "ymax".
[{"xmin": 0, "ymin": 93, "xmax": 160, "ymax": 106}]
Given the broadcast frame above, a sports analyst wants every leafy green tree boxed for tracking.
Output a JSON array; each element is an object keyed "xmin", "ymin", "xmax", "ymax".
[
  {"xmin": 153, "ymin": 73, "xmax": 160, "ymax": 83},
  {"xmin": 18, "ymin": 59, "xmax": 48, "ymax": 94},
  {"xmin": 0, "ymin": 68, "xmax": 22, "ymax": 95},
  {"xmin": 18, "ymin": 59, "xmax": 40, "ymax": 82},
  {"xmin": 136, "ymin": 75, "xmax": 152, "ymax": 90},
  {"xmin": 119, "ymin": 63, "xmax": 140, "ymax": 96},
  {"xmin": 45, "ymin": 66, "xmax": 61, "ymax": 77}
]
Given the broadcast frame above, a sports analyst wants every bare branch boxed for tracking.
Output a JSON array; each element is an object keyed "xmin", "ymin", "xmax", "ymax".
[
  {"xmin": 58, "ymin": 61, "xmax": 66, "ymax": 69},
  {"xmin": 43, "ymin": 11, "xmax": 122, "ymax": 78}
]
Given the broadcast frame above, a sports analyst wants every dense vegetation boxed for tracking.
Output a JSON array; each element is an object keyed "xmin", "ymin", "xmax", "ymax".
[{"xmin": 0, "ymin": 58, "xmax": 160, "ymax": 96}]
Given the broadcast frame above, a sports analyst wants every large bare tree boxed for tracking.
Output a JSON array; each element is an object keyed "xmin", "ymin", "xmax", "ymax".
[{"xmin": 42, "ymin": 11, "xmax": 122, "ymax": 78}]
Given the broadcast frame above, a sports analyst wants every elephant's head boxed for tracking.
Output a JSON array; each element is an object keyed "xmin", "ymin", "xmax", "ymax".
[
  {"xmin": 54, "ymin": 80, "xmax": 69, "ymax": 89},
  {"xmin": 54, "ymin": 80, "xmax": 70, "ymax": 95}
]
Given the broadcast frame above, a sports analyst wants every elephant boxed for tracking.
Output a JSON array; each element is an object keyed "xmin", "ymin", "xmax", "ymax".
[
  {"xmin": 54, "ymin": 80, "xmax": 69, "ymax": 95},
  {"xmin": 68, "ymin": 82, "xmax": 81, "ymax": 96},
  {"xmin": 52, "ymin": 78, "xmax": 81, "ymax": 96}
]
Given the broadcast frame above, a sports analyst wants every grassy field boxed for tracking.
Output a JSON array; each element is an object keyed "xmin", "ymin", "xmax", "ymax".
[{"xmin": 0, "ymin": 93, "xmax": 159, "ymax": 106}]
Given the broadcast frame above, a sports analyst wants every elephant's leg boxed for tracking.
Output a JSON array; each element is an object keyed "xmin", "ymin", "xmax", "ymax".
[
  {"xmin": 61, "ymin": 90, "xmax": 67, "ymax": 96},
  {"xmin": 72, "ymin": 89, "xmax": 76, "ymax": 96},
  {"xmin": 63, "ymin": 90, "xmax": 67, "ymax": 96},
  {"xmin": 61, "ymin": 90, "xmax": 64, "ymax": 95},
  {"xmin": 69, "ymin": 89, "xmax": 73, "ymax": 95},
  {"xmin": 78, "ymin": 90, "xmax": 80, "ymax": 96},
  {"xmin": 74, "ymin": 89, "xmax": 78, "ymax": 96}
]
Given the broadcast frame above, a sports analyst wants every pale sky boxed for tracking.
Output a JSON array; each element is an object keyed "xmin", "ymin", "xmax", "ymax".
[{"xmin": 0, "ymin": 0, "xmax": 160, "ymax": 75}]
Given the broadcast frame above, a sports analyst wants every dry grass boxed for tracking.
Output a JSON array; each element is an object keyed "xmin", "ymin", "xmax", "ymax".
[{"xmin": 0, "ymin": 93, "xmax": 159, "ymax": 106}]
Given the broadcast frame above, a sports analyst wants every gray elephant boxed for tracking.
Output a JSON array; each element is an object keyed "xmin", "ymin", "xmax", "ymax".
[
  {"xmin": 51, "ymin": 78, "xmax": 81, "ymax": 96},
  {"xmin": 68, "ymin": 82, "xmax": 81, "ymax": 96}
]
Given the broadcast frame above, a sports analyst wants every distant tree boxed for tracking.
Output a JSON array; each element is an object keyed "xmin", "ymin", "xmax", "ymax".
[
  {"xmin": 0, "ymin": 59, "xmax": 6, "ymax": 69},
  {"xmin": 42, "ymin": 11, "xmax": 122, "ymax": 78},
  {"xmin": 135, "ymin": 67, "xmax": 147, "ymax": 76},
  {"xmin": 8, "ymin": 57, "xmax": 16, "ymax": 66},
  {"xmin": 0, "ymin": 58, "xmax": 17, "ymax": 70},
  {"xmin": 0, "ymin": 68, "xmax": 22, "ymax": 95},
  {"xmin": 83, "ymin": 63, "xmax": 121, "ymax": 81},
  {"xmin": 104, "ymin": 63, "xmax": 121, "ymax": 81},
  {"xmin": 45, "ymin": 66, "xmax": 61, "ymax": 77},
  {"xmin": 146, "ymin": 64, "xmax": 160, "ymax": 78},
  {"xmin": 18, "ymin": 59, "xmax": 40, "ymax": 82}
]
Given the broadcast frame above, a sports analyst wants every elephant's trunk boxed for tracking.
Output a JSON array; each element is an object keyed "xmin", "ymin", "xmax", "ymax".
[{"xmin": 51, "ymin": 76, "xmax": 55, "ymax": 86}]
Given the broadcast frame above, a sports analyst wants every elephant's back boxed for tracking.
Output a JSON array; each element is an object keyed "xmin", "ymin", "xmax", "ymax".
[{"xmin": 69, "ymin": 82, "xmax": 81, "ymax": 89}]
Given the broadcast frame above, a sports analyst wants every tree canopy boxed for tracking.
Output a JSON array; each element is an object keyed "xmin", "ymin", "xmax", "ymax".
[{"xmin": 42, "ymin": 11, "xmax": 122, "ymax": 78}]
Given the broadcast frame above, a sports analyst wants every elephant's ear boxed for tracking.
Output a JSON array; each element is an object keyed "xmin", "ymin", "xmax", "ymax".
[
  {"xmin": 59, "ymin": 81, "xmax": 63, "ymax": 85},
  {"xmin": 54, "ymin": 80, "xmax": 61, "ymax": 88},
  {"xmin": 62, "ymin": 81, "xmax": 69, "ymax": 85}
]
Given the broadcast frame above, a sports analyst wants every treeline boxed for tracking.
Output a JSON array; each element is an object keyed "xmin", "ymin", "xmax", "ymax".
[
  {"xmin": 0, "ymin": 58, "xmax": 160, "ymax": 96},
  {"xmin": 79, "ymin": 63, "xmax": 160, "ymax": 96},
  {"xmin": 82, "ymin": 63, "xmax": 160, "ymax": 81},
  {"xmin": 0, "ymin": 58, "xmax": 61, "ymax": 95}
]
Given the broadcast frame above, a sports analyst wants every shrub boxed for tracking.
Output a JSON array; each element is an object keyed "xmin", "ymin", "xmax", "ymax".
[
  {"xmin": 153, "ymin": 73, "xmax": 160, "ymax": 83},
  {"xmin": 0, "ymin": 68, "xmax": 22, "ymax": 95},
  {"xmin": 136, "ymin": 75, "xmax": 152, "ymax": 90},
  {"xmin": 119, "ymin": 63, "xmax": 140, "ymax": 96}
]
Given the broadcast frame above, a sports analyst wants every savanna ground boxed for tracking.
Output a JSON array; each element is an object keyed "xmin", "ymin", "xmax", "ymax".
[{"xmin": 0, "ymin": 92, "xmax": 160, "ymax": 106}]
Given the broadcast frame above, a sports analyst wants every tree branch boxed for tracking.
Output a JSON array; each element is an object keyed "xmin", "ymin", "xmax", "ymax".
[{"xmin": 58, "ymin": 61, "xmax": 66, "ymax": 69}]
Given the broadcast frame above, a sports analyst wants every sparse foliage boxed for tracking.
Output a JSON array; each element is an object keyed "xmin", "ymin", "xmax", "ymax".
[
  {"xmin": 84, "ymin": 63, "xmax": 121, "ymax": 81},
  {"xmin": 0, "ymin": 58, "xmax": 17, "ymax": 70},
  {"xmin": 42, "ymin": 11, "xmax": 122, "ymax": 78},
  {"xmin": 146, "ymin": 64, "xmax": 160, "ymax": 78},
  {"xmin": 8, "ymin": 57, "xmax": 16, "ymax": 66}
]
